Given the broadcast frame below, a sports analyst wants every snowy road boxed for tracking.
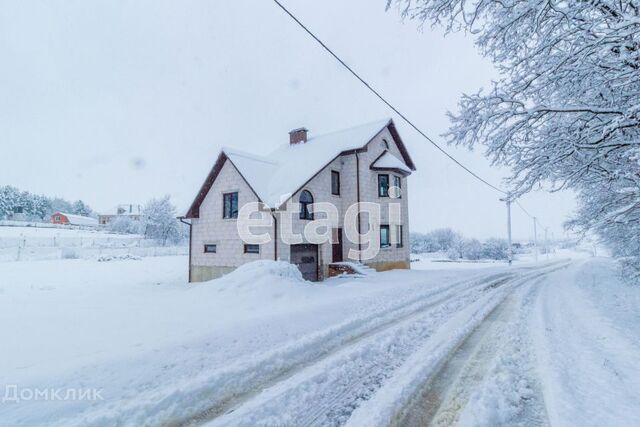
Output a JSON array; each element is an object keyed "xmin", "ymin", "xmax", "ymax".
[
  {"xmin": 2, "ymin": 256, "xmax": 639, "ymax": 426},
  {"xmin": 197, "ymin": 262, "xmax": 569, "ymax": 427}
]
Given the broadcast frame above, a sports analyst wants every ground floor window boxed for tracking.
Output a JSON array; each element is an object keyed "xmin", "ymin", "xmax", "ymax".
[
  {"xmin": 380, "ymin": 224, "xmax": 390, "ymax": 248},
  {"xmin": 244, "ymin": 244, "xmax": 259, "ymax": 254},
  {"xmin": 396, "ymin": 225, "xmax": 403, "ymax": 248},
  {"xmin": 204, "ymin": 244, "xmax": 217, "ymax": 253}
]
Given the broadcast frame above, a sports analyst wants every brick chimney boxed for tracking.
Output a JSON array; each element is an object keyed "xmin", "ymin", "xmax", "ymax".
[{"xmin": 289, "ymin": 127, "xmax": 308, "ymax": 145}]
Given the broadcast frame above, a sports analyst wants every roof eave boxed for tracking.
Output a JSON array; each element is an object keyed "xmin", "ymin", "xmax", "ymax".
[
  {"xmin": 184, "ymin": 152, "xmax": 228, "ymax": 219},
  {"xmin": 387, "ymin": 120, "xmax": 417, "ymax": 171}
]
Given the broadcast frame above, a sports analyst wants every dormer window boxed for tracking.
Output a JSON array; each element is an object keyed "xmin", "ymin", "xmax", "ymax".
[{"xmin": 299, "ymin": 190, "xmax": 314, "ymax": 220}]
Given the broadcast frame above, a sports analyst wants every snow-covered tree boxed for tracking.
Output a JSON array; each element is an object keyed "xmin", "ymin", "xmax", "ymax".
[
  {"xmin": 30, "ymin": 194, "xmax": 51, "ymax": 220},
  {"xmin": 411, "ymin": 228, "xmax": 464, "ymax": 253},
  {"xmin": 108, "ymin": 216, "xmax": 142, "ymax": 235},
  {"xmin": 389, "ymin": 0, "xmax": 640, "ymax": 280},
  {"xmin": 71, "ymin": 200, "xmax": 92, "ymax": 216},
  {"xmin": 0, "ymin": 186, "xmax": 15, "ymax": 219},
  {"xmin": 141, "ymin": 195, "xmax": 182, "ymax": 246},
  {"xmin": 0, "ymin": 186, "xmax": 21, "ymax": 218},
  {"xmin": 48, "ymin": 197, "xmax": 73, "ymax": 216},
  {"xmin": 461, "ymin": 238, "xmax": 483, "ymax": 260},
  {"xmin": 482, "ymin": 238, "xmax": 509, "ymax": 260}
]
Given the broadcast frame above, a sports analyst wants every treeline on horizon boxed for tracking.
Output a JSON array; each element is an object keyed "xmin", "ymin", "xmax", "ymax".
[{"xmin": 0, "ymin": 185, "xmax": 93, "ymax": 221}]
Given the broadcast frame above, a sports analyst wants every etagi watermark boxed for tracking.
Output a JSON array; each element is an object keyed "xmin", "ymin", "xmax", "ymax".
[
  {"xmin": 235, "ymin": 187, "xmax": 403, "ymax": 261},
  {"xmin": 2, "ymin": 385, "xmax": 104, "ymax": 403}
]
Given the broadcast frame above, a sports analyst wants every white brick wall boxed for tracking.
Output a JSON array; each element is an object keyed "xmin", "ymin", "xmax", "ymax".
[
  {"xmin": 191, "ymin": 126, "xmax": 412, "ymax": 277},
  {"xmin": 191, "ymin": 159, "xmax": 274, "ymax": 270}
]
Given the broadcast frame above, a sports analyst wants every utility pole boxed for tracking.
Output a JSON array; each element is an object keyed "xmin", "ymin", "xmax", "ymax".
[
  {"xmin": 533, "ymin": 216, "xmax": 539, "ymax": 262},
  {"xmin": 544, "ymin": 227, "xmax": 549, "ymax": 260},
  {"xmin": 500, "ymin": 194, "xmax": 513, "ymax": 265}
]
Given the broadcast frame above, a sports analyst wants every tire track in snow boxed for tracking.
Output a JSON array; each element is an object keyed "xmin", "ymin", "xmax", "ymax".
[
  {"xmin": 199, "ymin": 262, "xmax": 569, "ymax": 427},
  {"xmin": 346, "ymin": 261, "xmax": 570, "ymax": 427},
  {"xmin": 393, "ymin": 280, "xmax": 550, "ymax": 427},
  {"xmin": 177, "ymin": 272, "xmax": 516, "ymax": 427},
  {"xmin": 59, "ymin": 270, "xmax": 515, "ymax": 427}
]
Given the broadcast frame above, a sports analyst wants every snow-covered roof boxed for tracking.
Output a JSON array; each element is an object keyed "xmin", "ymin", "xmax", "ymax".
[
  {"xmin": 56, "ymin": 212, "xmax": 99, "ymax": 226},
  {"xmin": 370, "ymin": 151, "xmax": 413, "ymax": 174},
  {"xmin": 100, "ymin": 204, "xmax": 143, "ymax": 216},
  {"xmin": 186, "ymin": 118, "xmax": 415, "ymax": 217}
]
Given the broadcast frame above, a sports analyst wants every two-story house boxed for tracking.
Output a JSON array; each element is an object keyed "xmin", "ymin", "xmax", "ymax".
[{"xmin": 183, "ymin": 118, "xmax": 416, "ymax": 282}]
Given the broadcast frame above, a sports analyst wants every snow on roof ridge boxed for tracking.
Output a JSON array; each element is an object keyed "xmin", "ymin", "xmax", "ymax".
[
  {"xmin": 55, "ymin": 212, "xmax": 99, "ymax": 225},
  {"xmin": 57, "ymin": 212, "xmax": 90, "ymax": 218},
  {"xmin": 307, "ymin": 118, "xmax": 391, "ymax": 142},
  {"xmin": 222, "ymin": 146, "xmax": 278, "ymax": 165},
  {"xmin": 187, "ymin": 118, "xmax": 398, "ymax": 216}
]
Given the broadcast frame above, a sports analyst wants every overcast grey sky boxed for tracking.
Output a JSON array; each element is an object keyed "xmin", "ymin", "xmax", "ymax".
[{"xmin": 0, "ymin": 0, "xmax": 576, "ymax": 240}]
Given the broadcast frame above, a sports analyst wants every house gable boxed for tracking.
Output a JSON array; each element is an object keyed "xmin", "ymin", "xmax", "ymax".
[
  {"xmin": 185, "ymin": 153, "xmax": 265, "ymax": 218},
  {"xmin": 276, "ymin": 120, "xmax": 415, "ymax": 209},
  {"xmin": 184, "ymin": 118, "xmax": 415, "ymax": 218}
]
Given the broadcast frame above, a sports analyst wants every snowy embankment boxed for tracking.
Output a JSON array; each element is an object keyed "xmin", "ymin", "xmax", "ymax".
[
  {"xmin": 0, "ymin": 225, "xmax": 186, "ymax": 261},
  {"xmin": 0, "ymin": 256, "xmax": 502, "ymax": 425},
  {"xmin": 1, "ymin": 255, "xmax": 638, "ymax": 426}
]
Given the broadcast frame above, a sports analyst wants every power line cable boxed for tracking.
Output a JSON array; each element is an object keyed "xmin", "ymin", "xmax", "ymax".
[
  {"xmin": 516, "ymin": 199, "xmax": 547, "ymax": 229},
  {"xmin": 272, "ymin": 0, "xmax": 554, "ymax": 238},
  {"xmin": 271, "ymin": 0, "xmax": 507, "ymax": 195}
]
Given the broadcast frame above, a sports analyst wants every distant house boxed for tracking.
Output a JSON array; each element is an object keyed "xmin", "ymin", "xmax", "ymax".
[
  {"xmin": 184, "ymin": 118, "xmax": 416, "ymax": 282},
  {"xmin": 7, "ymin": 206, "xmax": 26, "ymax": 221},
  {"xmin": 98, "ymin": 204, "xmax": 143, "ymax": 225},
  {"xmin": 51, "ymin": 212, "xmax": 99, "ymax": 227}
]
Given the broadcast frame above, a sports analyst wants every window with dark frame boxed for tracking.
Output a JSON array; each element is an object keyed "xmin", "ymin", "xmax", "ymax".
[
  {"xmin": 396, "ymin": 225, "xmax": 403, "ymax": 248},
  {"xmin": 331, "ymin": 171, "xmax": 340, "ymax": 195},
  {"xmin": 244, "ymin": 244, "xmax": 259, "ymax": 254},
  {"xmin": 204, "ymin": 244, "xmax": 217, "ymax": 253},
  {"xmin": 378, "ymin": 174, "xmax": 389, "ymax": 197},
  {"xmin": 299, "ymin": 190, "xmax": 314, "ymax": 220},
  {"xmin": 223, "ymin": 192, "xmax": 238, "ymax": 219},
  {"xmin": 380, "ymin": 224, "xmax": 390, "ymax": 248},
  {"xmin": 393, "ymin": 175, "xmax": 402, "ymax": 198}
]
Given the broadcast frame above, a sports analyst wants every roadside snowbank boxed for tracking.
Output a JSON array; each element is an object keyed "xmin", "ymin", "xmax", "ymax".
[
  {"xmin": 211, "ymin": 260, "xmax": 305, "ymax": 292},
  {"xmin": 0, "ymin": 256, "xmax": 498, "ymax": 426}
]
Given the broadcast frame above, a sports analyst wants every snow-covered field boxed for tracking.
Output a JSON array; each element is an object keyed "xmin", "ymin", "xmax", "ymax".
[
  {"xmin": 0, "ymin": 254, "xmax": 638, "ymax": 426},
  {"xmin": 410, "ymin": 248, "xmax": 581, "ymax": 270},
  {"xmin": 0, "ymin": 225, "xmax": 187, "ymax": 261}
]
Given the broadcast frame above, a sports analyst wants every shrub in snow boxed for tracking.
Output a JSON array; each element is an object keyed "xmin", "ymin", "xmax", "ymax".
[
  {"xmin": 61, "ymin": 249, "xmax": 79, "ymax": 259},
  {"xmin": 108, "ymin": 216, "xmax": 142, "ymax": 235},
  {"xmin": 411, "ymin": 228, "xmax": 463, "ymax": 254},
  {"xmin": 482, "ymin": 238, "xmax": 509, "ymax": 260},
  {"xmin": 96, "ymin": 254, "xmax": 142, "ymax": 262},
  {"xmin": 461, "ymin": 238, "xmax": 483, "ymax": 260}
]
